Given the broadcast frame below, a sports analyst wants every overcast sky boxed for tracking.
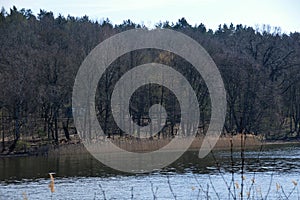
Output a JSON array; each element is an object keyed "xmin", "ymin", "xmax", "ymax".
[{"xmin": 1, "ymin": 0, "xmax": 299, "ymax": 33}]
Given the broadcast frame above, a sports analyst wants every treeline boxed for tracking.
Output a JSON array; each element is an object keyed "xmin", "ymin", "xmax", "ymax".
[{"xmin": 0, "ymin": 7, "xmax": 300, "ymax": 152}]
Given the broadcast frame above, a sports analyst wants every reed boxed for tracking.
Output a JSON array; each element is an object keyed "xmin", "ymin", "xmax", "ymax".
[{"xmin": 48, "ymin": 173, "xmax": 55, "ymax": 193}]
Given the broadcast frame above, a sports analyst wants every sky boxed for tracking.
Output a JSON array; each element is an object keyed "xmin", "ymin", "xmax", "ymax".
[{"xmin": 1, "ymin": 0, "xmax": 300, "ymax": 33}]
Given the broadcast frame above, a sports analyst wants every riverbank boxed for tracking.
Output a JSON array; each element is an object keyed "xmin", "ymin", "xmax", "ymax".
[{"xmin": 1, "ymin": 134, "xmax": 299, "ymax": 157}]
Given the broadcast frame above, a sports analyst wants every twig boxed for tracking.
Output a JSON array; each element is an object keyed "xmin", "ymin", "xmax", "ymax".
[
  {"xmin": 287, "ymin": 184, "xmax": 298, "ymax": 199},
  {"xmin": 230, "ymin": 137, "xmax": 237, "ymax": 200},
  {"xmin": 131, "ymin": 186, "xmax": 134, "ymax": 200},
  {"xmin": 297, "ymin": 184, "xmax": 299, "ymax": 200},
  {"xmin": 98, "ymin": 183, "xmax": 107, "ymax": 200},
  {"xmin": 247, "ymin": 136, "xmax": 265, "ymax": 200},
  {"xmin": 264, "ymin": 173, "xmax": 273, "ymax": 199},
  {"xmin": 241, "ymin": 132, "xmax": 246, "ymax": 200},
  {"xmin": 206, "ymin": 183, "xmax": 209, "ymax": 200},
  {"xmin": 150, "ymin": 181, "xmax": 158, "ymax": 200},
  {"xmin": 196, "ymin": 189, "xmax": 201, "ymax": 200},
  {"xmin": 200, "ymin": 137, "xmax": 236, "ymax": 199},
  {"xmin": 297, "ymin": 182, "xmax": 300, "ymax": 200},
  {"xmin": 193, "ymin": 173, "xmax": 206, "ymax": 195},
  {"xmin": 167, "ymin": 175, "xmax": 177, "ymax": 200},
  {"xmin": 207, "ymin": 147, "xmax": 236, "ymax": 199},
  {"xmin": 208, "ymin": 175, "xmax": 220, "ymax": 200},
  {"xmin": 281, "ymin": 185, "xmax": 288, "ymax": 199},
  {"xmin": 247, "ymin": 141, "xmax": 264, "ymax": 199}
]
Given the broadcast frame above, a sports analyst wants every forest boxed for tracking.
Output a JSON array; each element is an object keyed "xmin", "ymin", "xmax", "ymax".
[{"xmin": 0, "ymin": 6, "xmax": 300, "ymax": 153}]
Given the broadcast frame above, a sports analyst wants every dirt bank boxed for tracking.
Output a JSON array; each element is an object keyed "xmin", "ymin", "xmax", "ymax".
[{"xmin": 1, "ymin": 134, "xmax": 299, "ymax": 157}]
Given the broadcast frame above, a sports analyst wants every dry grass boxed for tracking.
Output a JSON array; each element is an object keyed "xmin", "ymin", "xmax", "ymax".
[
  {"xmin": 45, "ymin": 134, "xmax": 264, "ymax": 155},
  {"xmin": 22, "ymin": 192, "xmax": 28, "ymax": 200},
  {"xmin": 48, "ymin": 173, "xmax": 55, "ymax": 193},
  {"xmin": 89, "ymin": 134, "xmax": 263, "ymax": 153}
]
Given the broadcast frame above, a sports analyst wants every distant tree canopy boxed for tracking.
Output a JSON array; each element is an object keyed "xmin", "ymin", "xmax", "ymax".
[{"xmin": 0, "ymin": 7, "xmax": 300, "ymax": 152}]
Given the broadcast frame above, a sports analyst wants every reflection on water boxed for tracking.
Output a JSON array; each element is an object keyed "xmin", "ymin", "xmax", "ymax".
[{"xmin": 0, "ymin": 143, "xmax": 300, "ymax": 199}]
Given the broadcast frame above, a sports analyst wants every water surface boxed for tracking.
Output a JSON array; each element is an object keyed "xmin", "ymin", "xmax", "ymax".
[{"xmin": 1, "ymin": 143, "xmax": 299, "ymax": 199}]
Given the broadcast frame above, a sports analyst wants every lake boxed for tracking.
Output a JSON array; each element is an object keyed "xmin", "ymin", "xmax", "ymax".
[{"xmin": 1, "ymin": 143, "xmax": 300, "ymax": 199}]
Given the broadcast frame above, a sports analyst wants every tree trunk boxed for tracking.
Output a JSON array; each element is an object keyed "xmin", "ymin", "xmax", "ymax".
[
  {"xmin": 1, "ymin": 112, "xmax": 4, "ymax": 152},
  {"xmin": 63, "ymin": 118, "xmax": 70, "ymax": 140},
  {"xmin": 54, "ymin": 109, "xmax": 58, "ymax": 144}
]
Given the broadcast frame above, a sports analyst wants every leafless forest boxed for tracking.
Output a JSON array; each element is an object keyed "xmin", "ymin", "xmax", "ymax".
[{"xmin": 0, "ymin": 7, "xmax": 300, "ymax": 154}]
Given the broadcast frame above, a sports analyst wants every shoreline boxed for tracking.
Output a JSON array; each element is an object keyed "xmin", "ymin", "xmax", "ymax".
[{"xmin": 0, "ymin": 135, "xmax": 299, "ymax": 158}]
